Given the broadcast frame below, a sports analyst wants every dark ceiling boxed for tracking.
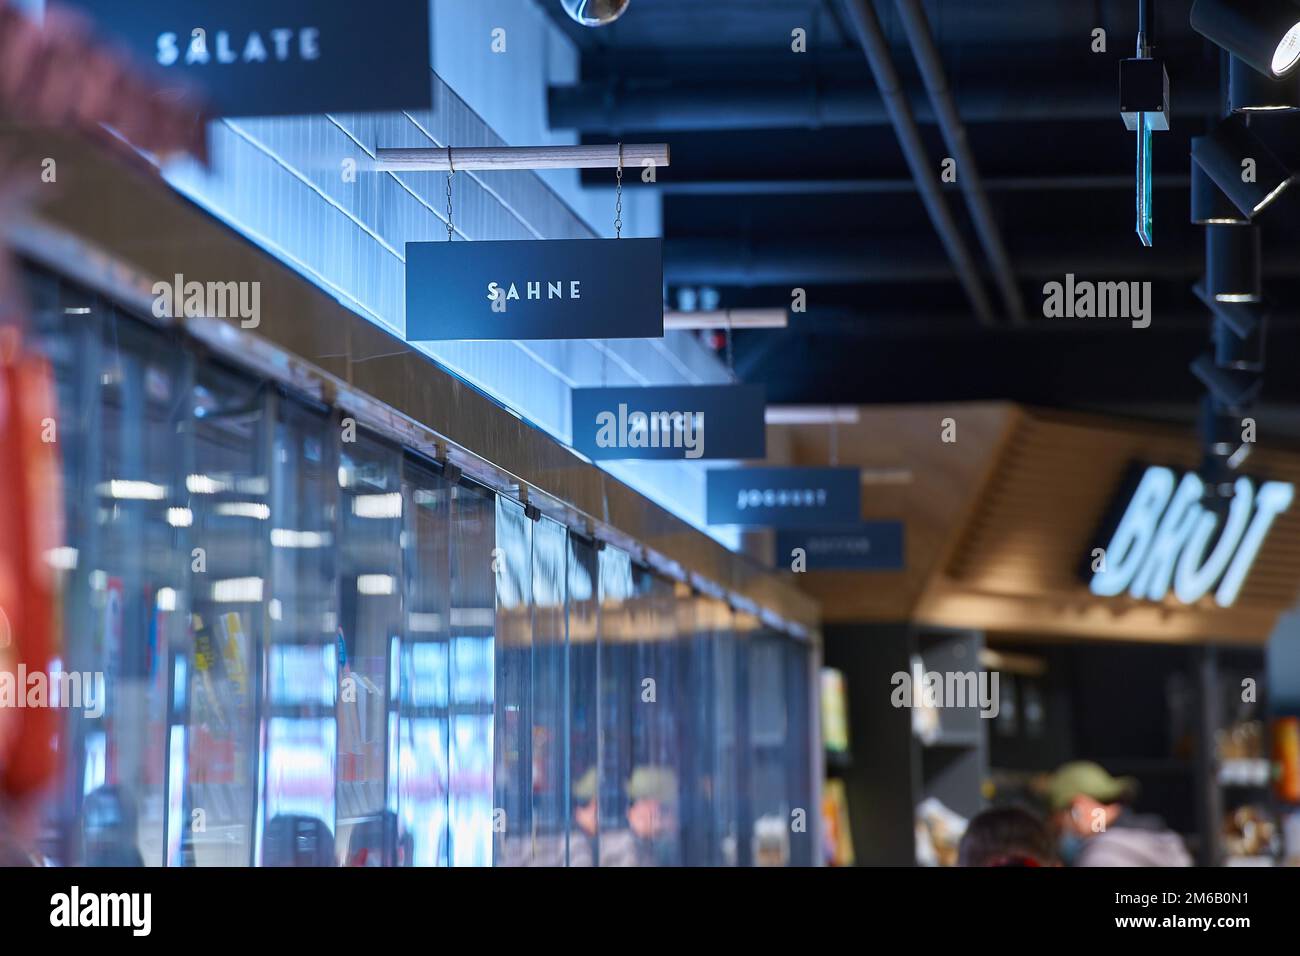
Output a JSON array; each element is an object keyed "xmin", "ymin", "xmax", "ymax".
[{"xmin": 539, "ymin": 0, "xmax": 1300, "ymax": 427}]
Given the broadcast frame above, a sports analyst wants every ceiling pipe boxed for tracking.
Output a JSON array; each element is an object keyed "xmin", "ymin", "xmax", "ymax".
[
  {"xmin": 663, "ymin": 237, "xmax": 1238, "ymax": 284},
  {"xmin": 894, "ymin": 0, "xmax": 1027, "ymax": 324},
  {"xmin": 659, "ymin": 174, "xmax": 1191, "ymax": 196},
  {"xmin": 547, "ymin": 81, "xmax": 1220, "ymax": 132},
  {"xmin": 838, "ymin": 0, "xmax": 996, "ymax": 325}
]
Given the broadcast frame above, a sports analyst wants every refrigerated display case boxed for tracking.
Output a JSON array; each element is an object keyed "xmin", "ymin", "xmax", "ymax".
[{"xmin": 19, "ymin": 260, "xmax": 819, "ymax": 867}]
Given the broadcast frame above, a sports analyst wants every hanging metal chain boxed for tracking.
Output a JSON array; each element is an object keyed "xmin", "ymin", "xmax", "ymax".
[
  {"xmin": 445, "ymin": 145, "xmax": 455, "ymax": 241},
  {"xmin": 614, "ymin": 142, "xmax": 623, "ymax": 239}
]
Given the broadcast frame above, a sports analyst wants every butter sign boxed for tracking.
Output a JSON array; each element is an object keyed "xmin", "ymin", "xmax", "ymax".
[
  {"xmin": 1088, "ymin": 465, "xmax": 1294, "ymax": 607},
  {"xmin": 406, "ymin": 238, "xmax": 663, "ymax": 341},
  {"xmin": 61, "ymin": 0, "xmax": 432, "ymax": 117},
  {"xmin": 776, "ymin": 523, "xmax": 905, "ymax": 570}
]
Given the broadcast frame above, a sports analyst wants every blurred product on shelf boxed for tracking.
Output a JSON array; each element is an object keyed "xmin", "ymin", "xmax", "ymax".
[
  {"xmin": 753, "ymin": 813, "xmax": 790, "ymax": 867},
  {"xmin": 915, "ymin": 796, "xmax": 967, "ymax": 867},
  {"xmin": 1284, "ymin": 813, "xmax": 1300, "ymax": 867},
  {"xmin": 1222, "ymin": 805, "xmax": 1279, "ymax": 863},
  {"xmin": 1276, "ymin": 717, "xmax": 1300, "ymax": 803},
  {"xmin": 1219, "ymin": 719, "xmax": 1271, "ymax": 786},
  {"xmin": 820, "ymin": 668, "xmax": 850, "ymax": 755},
  {"xmin": 909, "ymin": 655, "xmax": 941, "ymax": 746},
  {"xmin": 1218, "ymin": 719, "xmax": 1267, "ymax": 760},
  {"xmin": 821, "ymin": 779, "xmax": 854, "ymax": 866}
]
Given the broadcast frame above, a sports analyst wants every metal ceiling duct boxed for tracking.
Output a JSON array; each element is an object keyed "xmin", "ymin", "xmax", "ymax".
[
  {"xmin": 838, "ymin": 0, "xmax": 995, "ymax": 326},
  {"xmin": 894, "ymin": 0, "xmax": 1026, "ymax": 324}
]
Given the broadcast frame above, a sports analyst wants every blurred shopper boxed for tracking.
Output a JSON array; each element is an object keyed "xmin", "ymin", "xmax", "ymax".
[
  {"xmin": 563, "ymin": 766, "xmax": 640, "ymax": 866},
  {"xmin": 81, "ymin": 785, "xmax": 143, "ymax": 866},
  {"xmin": 345, "ymin": 810, "xmax": 412, "ymax": 866},
  {"xmin": 565, "ymin": 767, "xmax": 600, "ymax": 866},
  {"xmin": 624, "ymin": 765, "xmax": 680, "ymax": 866},
  {"xmin": 1047, "ymin": 761, "xmax": 1192, "ymax": 866},
  {"xmin": 0, "ymin": 797, "xmax": 42, "ymax": 865},
  {"xmin": 263, "ymin": 814, "xmax": 335, "ymax": 866},
  {"xmin": 959, "ymin": 805, "xmax": 1057, "ymax": 867}
]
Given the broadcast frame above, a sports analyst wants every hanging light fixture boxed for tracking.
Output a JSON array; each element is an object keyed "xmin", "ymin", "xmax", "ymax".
[
  {"xmin": 1229, "ymin": 54, "xmax": 1300, "ymax": 110},
  {"xmin": 1205, "ymin": 224, "xmax": 1262, "ymax": 302},
  {"xmin": 1191, "ymin": 115, "xmax": 1297, "ymax": 218},
  {"xmin": 1191, "ymin": 0, "xmax": 1300, "ymax": 78},
  {"xmin": 561, "ymin": 0, "xmax": 631, "ymax": 27},
  {"xmin": 1193, "ymin": 281, "xmax": 1268, "ymax": 369},
  {"xmin": 1191, "ymin": 152, "xmax": 1252, "ymax": 224}
]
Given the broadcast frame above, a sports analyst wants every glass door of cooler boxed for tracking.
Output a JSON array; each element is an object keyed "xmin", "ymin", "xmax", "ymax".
[
  {"xmin": 80, "ymin": 311, "xmax": 189, "ymax": 867},
  {"xmin": 335, "ymin": 430, "xmax": 403, "ymax": 866},
  {"xmin": 529, "ymin": 516, "xmax": 568, "ymax": 866},
  {"xmin": 448, "ymin": 483, "xmax": 495, "ymax": 866},
  {"xmin": 565, "ymin": 534, "xmax": 600, "ymax": 866},
  {"xmin": 492, "ymin": 498, "xmax": 532, "ymax": 865},
  {"xmin": 396, "ymin": 455, "xmax": 453, "ymax": 867},
  {"xmin": 255, "ymin": 396, "xmax": 339, "ymax": 866},
  {"xmin": 172, "ymin": 362, "xmax": 267, "ymax": 866},
  {"xmin": 25, "ymin": 269, "xmax": 96, "ymax": 864}
]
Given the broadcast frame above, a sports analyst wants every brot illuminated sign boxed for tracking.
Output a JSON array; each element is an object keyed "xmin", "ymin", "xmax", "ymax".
[{"xmin": 1089, "ymin": 465, "xmax": 1294, "ymax": 607}]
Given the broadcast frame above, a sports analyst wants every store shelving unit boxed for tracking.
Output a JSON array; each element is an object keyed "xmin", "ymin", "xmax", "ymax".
[
  {"xmin": 1196, "ymin": 645, "xmax": 1280, "ymax": 866},
  {"xmin": 823, "ymin": 624, "xmax": 989, "ymax": 865},
  {"xmin": 912, "ymin": 630, "xmax": 988, "ymax": 824}
]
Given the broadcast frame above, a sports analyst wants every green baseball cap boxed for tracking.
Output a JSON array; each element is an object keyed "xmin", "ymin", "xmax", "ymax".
[
  {"xmin": 626, "ymin": 765, "xmax": 677, "ymax": 804},
  {"xmin": 572, "ymin": 767, "xmax": 598, "ymax": 802},
  {"xmin": 1046, "ymin": 761, "xmax": 1138, "ymax": 811}
]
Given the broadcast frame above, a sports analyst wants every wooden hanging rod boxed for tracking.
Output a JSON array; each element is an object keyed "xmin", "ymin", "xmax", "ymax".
[
  {"xmin": 663, "ymin": 309, "xmax": 788, "ymax": 330},
  {"xmin": 376, "ymin": 143, "xmax": 670, "ymax": 172}
]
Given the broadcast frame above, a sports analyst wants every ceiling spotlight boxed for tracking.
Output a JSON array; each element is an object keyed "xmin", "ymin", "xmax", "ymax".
[
  {"xmin": 1214, "ymin": 310, "xmax": 1267, "ymax": 369},
  {"xmin": 1192, "ymin": 279, "xmax": 1267, "ymax": 343},
  {"xmin": 1199, "ymin": 395, "xmax": 1245, "ymax": 459},
  {"xmin": 1192, "ymin": 115, "xmax": 1297, "ymax": 218},
  {"xmin": 1191, "ymin": 353, "xmax": 1263, "ymax": 407},
  {"xmin": 1195, "ymin": 281, "xmax": 1268, "ymax": 370},
  {"xmin": 1198, "ymin": 454, "xmax": 1239, "ymax": 511},
  {"xmin": 1191, "ymin": 153, "xmax": 1252, "ymax": 224},
  {"xmin": 1205, "ymin": 224, "xmax": 1262, "ymax": 302},
  {"xmin": 1191, "ymin": 0, "xmax": 1300, "ymax": 78},
  {"xmin": 561, "ymin": 0, "xmax": 630, "ymax": 27},
  {"xmin": 1229, "ymin": 54, "xmax": 1300, "ymax": 110}
]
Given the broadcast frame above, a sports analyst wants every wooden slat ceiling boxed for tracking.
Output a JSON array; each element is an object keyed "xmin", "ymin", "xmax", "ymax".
[
  {"xmin": 783, "ymin": 403, "xmax": 1016, "ymax": 624},
  {"xmin": 786, "ymin": 404, "xmax": 1300, "ymax": 645},
  {"xmin": 922, "ymin": 409, "xmax": 1300, "ymax": 644}
]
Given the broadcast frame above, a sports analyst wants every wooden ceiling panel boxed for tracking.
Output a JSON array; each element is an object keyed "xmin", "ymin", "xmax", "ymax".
[{"xmin": 786, "ymin": 404, "xmax": 1300, "ymax": 644}]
